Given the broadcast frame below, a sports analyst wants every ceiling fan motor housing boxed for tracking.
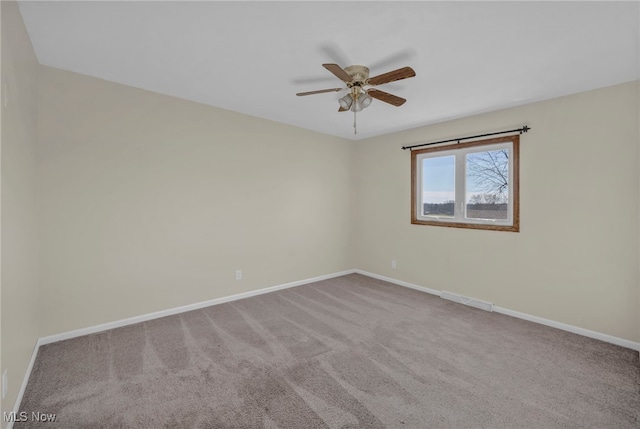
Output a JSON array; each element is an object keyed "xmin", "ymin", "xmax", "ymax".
[{"xmin": 344, "ymin": 65, "xmax": 370, "ymax": 85}]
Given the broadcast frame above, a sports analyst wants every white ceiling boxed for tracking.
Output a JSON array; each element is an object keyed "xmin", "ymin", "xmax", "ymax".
[{"xmin": 17, "ymin": 1, "xmax": 640, "ymax": 140}]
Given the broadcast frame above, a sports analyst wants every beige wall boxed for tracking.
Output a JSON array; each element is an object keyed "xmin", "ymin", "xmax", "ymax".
[
  {"xmin": 354, "ymin": 80, "xmax": 640, "ymax": 343},
  {"xmin": 37, "ymin": 66, "xmax": 354, "ymax": 336},
  {"xmin": 0, "ymin": 1, "xmax": 40, "ymax": 423}
]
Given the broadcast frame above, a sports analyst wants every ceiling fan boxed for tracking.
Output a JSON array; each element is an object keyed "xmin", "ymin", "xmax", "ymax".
[{"xmin": 296, "ymin": 63, "xmax": 416, "ymax": 134}]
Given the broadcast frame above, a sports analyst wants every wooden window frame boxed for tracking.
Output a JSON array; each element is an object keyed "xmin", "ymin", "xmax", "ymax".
[{"xmin": 411, "ymin": 135, "xmax": 520, "ymax": 232}]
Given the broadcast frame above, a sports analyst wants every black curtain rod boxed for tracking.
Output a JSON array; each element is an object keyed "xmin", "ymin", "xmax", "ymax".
[{"xmin": 401, "ymin": 125, "xmax": 530, "ymax": 151}]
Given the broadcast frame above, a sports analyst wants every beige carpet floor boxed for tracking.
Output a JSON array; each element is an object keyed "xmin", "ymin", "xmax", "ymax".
[{"xmin": 16, "ymin": 274, "xmax": 640, "ymax": 428}]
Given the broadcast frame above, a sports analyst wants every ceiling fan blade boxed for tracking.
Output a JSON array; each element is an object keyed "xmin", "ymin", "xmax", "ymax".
[
  {"xmin": 322, "ymin": 63, "xmax": 352, "ymax": 83},
  {"xmin": 368, "ymin": 89, "xmax": 406, "ymax": 107},
  {"xmin": 367, "ymin": 66, "xmax": 416, "ymax": 86},
  {"xmin": 296, "ymin": 88, "xmax": 343, "ymax": 96},
  {"xmin": 319, "ymin": 44, "xmax": 351, "ymax": 68},
  {"xmin": 368, "ymin": 49, "xmax": 415, "ymax": 71}
]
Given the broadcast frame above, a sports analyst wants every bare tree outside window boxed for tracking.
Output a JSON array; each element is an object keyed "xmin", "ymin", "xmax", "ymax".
[
  {"xmin": 467, "ymin": 149, "xmax": 509, "ymax": 199},
  {"xmin": 466, "ymin": 149, "xmax": 509, "ymax": 219},
  {"xmin": 468, "ymin": 192, "xmax": 508, "ymax": 205}
]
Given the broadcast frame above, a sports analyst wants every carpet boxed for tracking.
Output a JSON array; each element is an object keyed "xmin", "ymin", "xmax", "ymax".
[{"xmin": 16, "ymin": 274, "xmax": 640, "ymax": 428}]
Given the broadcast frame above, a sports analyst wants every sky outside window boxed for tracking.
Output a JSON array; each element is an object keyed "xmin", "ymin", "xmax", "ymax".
[{"xmin": 422, "ymin": 156, "xmax": 455, "ymax": 204}]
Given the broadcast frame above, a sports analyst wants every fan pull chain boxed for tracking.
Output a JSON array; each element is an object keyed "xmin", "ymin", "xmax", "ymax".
[{"xmin": 353, "ymin": 110, "xmax": 357, "ymax": 135}]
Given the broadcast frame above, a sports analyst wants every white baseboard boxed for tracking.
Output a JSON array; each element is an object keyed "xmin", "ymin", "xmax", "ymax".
[
  {"xmin": 354, "ymin": 269, "xmax": 442, "ymax": 297},
  {"xmin": 492, "ymin": 306, "xmax": 640, "ymax": 352},
  {"xmin": 354, "ymin": 269, "xmax": 640, "ymax": 352},
  {"xmin": 6, "ymin": 338, "xmax": 43, "ymax": 429}
]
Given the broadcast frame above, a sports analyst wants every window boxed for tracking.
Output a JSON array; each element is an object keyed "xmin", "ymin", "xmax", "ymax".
[{"xmin": 411, "ymin": 135, "xmax": 519, "ymax": 232}]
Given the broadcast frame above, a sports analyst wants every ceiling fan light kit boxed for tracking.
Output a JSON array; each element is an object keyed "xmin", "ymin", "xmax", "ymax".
[
  {"xmin": 297, "ymin": 62, "xmax": 416, "ymax": 135},
  {"xmin": 339, "ymin": 94, "xmax": 353, "ymax": 110}
]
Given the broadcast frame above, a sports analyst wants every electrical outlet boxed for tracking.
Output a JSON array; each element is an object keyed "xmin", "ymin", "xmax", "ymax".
[
  {"xmin": 2, "ymin": 369, "xmax": 7, "ymax": 399},
  {"xmin": 391, "ymin": 260, "xmax": 397, "ymax": 269},
  {"xmin": 235, "ymin": 270, "xmax": 242, "ymax": 280}
]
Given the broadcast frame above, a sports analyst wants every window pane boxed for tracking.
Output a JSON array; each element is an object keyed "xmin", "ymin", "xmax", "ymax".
[
  {"xmin": 466, "ymin": 149, "xmax": 509, "ymax": 220},
  {"xmin": 422, "ymin": 155, "xmax": 455, "ymax": 217}
]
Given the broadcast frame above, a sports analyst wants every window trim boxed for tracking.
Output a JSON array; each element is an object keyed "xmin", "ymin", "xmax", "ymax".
[{"xmin": 411, "ymin": 135, "xmax": 520, "ymax": 232}]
